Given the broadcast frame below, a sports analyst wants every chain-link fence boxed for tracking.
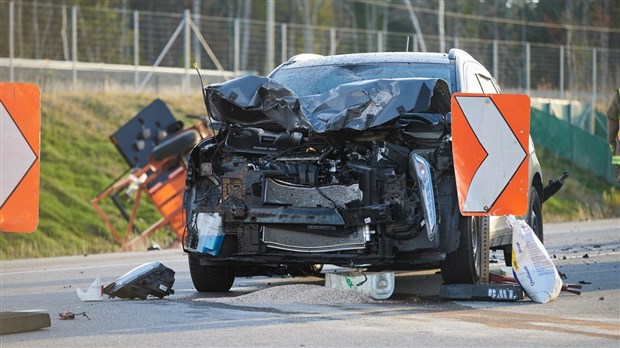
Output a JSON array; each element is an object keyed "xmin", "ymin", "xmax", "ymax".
[{"xmin": 1, "ymin": 1, "xmax": 618, "ymax": 109}]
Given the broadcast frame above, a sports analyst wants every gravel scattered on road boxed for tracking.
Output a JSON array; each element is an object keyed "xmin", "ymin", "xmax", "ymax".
[{"xmin": 197, "ymin": 284, "xmax": 378, "ymax": 305}]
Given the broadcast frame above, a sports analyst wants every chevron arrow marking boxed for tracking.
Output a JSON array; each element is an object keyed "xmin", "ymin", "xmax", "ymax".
[{"xmin": 452, "ymin": 94, "xmax": 529, "ymax": 215}]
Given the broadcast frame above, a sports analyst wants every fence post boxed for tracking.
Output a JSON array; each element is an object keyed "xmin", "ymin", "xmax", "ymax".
[
  {"xmin": 134, "ymin": 11, "xmax": 139, "ymax": 92},
  {"xmin": 525, "ymin": 42, "xmax": 530, "ymax": 95},
  {"xmin": 72, "ymin": 5, "xmax": 77, "ymax": 92},
  {"xmin": 492, "ymin": 40, "xmax": 498, "ymax": 80},
  {"xmin": 193, "ymin": 0, "xmax": 201, "ymax": 68},
  {"xmin": 280, "ymin": 23, "xmax": 287, "ymax": 63},
  {"xmin": 438, "ymin": 0, "xmax": 445, "ymax": 53},
  {"xmin": 184, "ymin": 9, "xmax": 191, "ymax": 96},
  {"xmin": 330, "ymin": 28, "xmax": 336, "ymax": 55},
  {"xmin": 9, "ymin": 1, "xmax": 14, "ymax": 82},
  {"xmin": 234, "ymin": 19, "xmax": 240, "ymax": 76},
  {"xmin": 377, "ymin": 31, "xmax": 384, "ymax": 52},
  {"xmin": 413, "ymin": 35, "xmax": 418, "ymax": 52},
  {"xmin": 266, "ymin": 0, "xmax": 275, "ymax": 73},
  {"xmin": 559, "ymin": 45, "xmax": 564, "ymax": 99},
  {"xmin": 591, "ymin": 48, "xmax": 597, "ymax": 134}
]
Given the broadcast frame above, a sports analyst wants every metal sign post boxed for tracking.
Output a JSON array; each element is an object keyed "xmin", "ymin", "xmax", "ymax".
[
  {"xmin": 480, "ymin": 216, "xmax": 490, "ymax": 284},
  {"xmin": 439, "ymin": 216, "xmax": 524, "ymax": 301}
]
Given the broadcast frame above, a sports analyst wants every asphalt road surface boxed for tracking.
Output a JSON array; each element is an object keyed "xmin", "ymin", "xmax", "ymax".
[{"xmin": 1, "ymin": 219, "xmax": 618, "ymax": 347}]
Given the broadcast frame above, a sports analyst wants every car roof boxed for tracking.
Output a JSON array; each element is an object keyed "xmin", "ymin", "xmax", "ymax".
[{"xmin": 280, "ymin": 51, "xmax": 452, "ymax": 69}]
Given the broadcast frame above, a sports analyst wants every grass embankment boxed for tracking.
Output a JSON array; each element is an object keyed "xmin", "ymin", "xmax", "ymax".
[
  {"xmin": 0, "ymin": 93, "xmax": 205, "ymax": 259},
  {"xmin": 1, "ymin": 94, "xmax": 618, "ymax": 259},
  {"xmin": 537, "ymin": 147, "xmax": 620, "ymax": 222}
]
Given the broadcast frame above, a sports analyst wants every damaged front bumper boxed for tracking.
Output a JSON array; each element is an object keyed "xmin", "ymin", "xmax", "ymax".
[
  {"xmin": 183, "ymin": 75, "xmax": 456, "ymax": 266},
  {"xmin": 185, "ymin": 153, "xmax": 442, "ymax": 262}
]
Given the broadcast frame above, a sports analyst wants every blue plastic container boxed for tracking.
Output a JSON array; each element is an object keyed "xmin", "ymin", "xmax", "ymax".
[{"xmin": 195, "ymin": 213, "xmax": 224, "ymax": 256}]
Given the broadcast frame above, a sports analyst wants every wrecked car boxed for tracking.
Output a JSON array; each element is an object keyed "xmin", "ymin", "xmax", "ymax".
[{"xmin": 183, "ymin": 49, "xmax": 544, "ymax": 292}]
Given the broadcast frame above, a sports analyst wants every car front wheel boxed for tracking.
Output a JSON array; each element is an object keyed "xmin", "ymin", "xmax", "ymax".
[
  {"xmin": 440, "ymin": 216, "xmax": 482, "ymax": 284},
  {"xmin": 188, "ymin": 254, "xmax": 235, "ymax": 292}
]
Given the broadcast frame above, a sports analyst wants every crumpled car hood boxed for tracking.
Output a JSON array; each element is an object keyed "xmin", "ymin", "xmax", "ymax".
[{"xmin": 205, "ymin": 75, "xmax": 450, "ymax": 133}]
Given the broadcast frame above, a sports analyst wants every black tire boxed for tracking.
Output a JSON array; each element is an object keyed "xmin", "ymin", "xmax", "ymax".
[
  {"xmin": 188, "ymin": 254, "xmax": 235, "ymax": 292},
  {"xmin": 148, "ymin": 130, "xmax": 200, "ymax": 163},
  {"xmin": 440, "ymin": 216, "xmax": 483, "ymax": 284},
  {"xmin": 503, "ymin": 187, "xmax": 543, "ymax": 266}
]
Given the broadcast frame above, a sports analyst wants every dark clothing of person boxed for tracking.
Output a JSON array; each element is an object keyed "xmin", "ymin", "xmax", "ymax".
[{"xmin": 607, "ymin": 89, "xmax": 620, "ymax": 182}]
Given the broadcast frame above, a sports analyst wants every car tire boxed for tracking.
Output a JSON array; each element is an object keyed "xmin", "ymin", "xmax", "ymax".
[
  {"xmin": 503, "ymin": 186, "xmax": 543, "ymax": 266},
  {"xmin": 440, "ymin": 216, "xmax": 482, "ymax": 284},
  {"xmin": 188, "ymin": 254, "xmax": 235, "ymax": 292}
]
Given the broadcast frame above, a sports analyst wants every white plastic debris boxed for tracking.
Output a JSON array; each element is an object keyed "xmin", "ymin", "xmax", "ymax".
[
  {"xmin": 325, "ymin": 271, "xmax": 395, "ymax": 300},
  {"xmin": 76, "ymin": 276, "xmax": 104, "ymax": 302},
  {"xmin": 507, "ymin": 216, "xmax": 562, "ymax": 303}
]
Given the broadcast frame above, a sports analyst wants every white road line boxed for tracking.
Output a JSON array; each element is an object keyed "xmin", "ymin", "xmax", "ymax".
[{"xmin": 0, "ymin": 258, "xmax": 187, "ymax": 276}]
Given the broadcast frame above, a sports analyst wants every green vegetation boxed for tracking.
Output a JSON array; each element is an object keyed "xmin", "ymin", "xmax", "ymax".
[
  {"xmin": 0, "ymin": 93, "xmax": 205, "ymax": 260},
  {"xmin": 1, "ymin": 94, "xmax": 618, "ymax": 260},
  {"xmin": 537, "ymin": 147, "xmax": 620, "ymax": 222}
]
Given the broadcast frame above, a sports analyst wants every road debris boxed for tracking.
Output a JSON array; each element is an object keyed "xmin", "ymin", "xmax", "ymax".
[
  {"xmin": 0, "ymin": 312, "xmax": 51, "ymax": 335},
  {"xmin": 508, "ymin": 216, "xmax": 562, "ymax": 303},
  {"xmin": 489, "ymin": 273, "xmax": 582, "ymax": 296},
  {"xmin": 199, "ymin": 284, "xmax": 378, "ymax": 305},
  {"xmin": 76, "ymin": 277, "xmax": 103, "ymax": 302},
  {"xmin": 59, "ymin": 311, "xmax": 90, "ymax": 320},
  {"xmin": 325, "ymin": 271, "xmax": 395, "ymax": 300},
  {"xmin": 103, "ymin": 262, "xmax": 175, "ymax": 300},
  {"xmin": 561, "ymin": 284, "xmax": 582, "ymax": 295}
]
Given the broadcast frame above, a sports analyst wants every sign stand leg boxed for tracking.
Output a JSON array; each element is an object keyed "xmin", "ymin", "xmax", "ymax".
[
  {"xmin": 439, "ymin": 216, "xmax": 524, "ymax": 301},
  {"xmin": 480, "ymin": 216, "xmax": 490, "ymax": 284}
]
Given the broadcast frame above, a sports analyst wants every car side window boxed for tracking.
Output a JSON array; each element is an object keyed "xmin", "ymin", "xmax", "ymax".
[
  {"xmin": 477, "ymin": 74, "xmax": 499, "ymax": 94},
  {"xmin": 464, "ymin": 63, "xmax": 484, "ymax": 93},
  {"xmin": 462, "ymin": 61, "xmax": 501, "ymax": 94}
]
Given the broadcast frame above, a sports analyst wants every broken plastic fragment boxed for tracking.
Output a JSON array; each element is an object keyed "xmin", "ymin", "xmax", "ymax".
[
  {"xmin": 76, "ymin": 276, "xmax": 103, "ymax": 302},
  {"xmin": 103, "ymin": 262, "xmax": 175, "ymax": 300}
]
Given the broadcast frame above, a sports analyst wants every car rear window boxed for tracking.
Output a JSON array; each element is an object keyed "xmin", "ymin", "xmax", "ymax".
[{"xmin": 270, "ymin": 62, "xmax": 453, "ymax": 96}]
